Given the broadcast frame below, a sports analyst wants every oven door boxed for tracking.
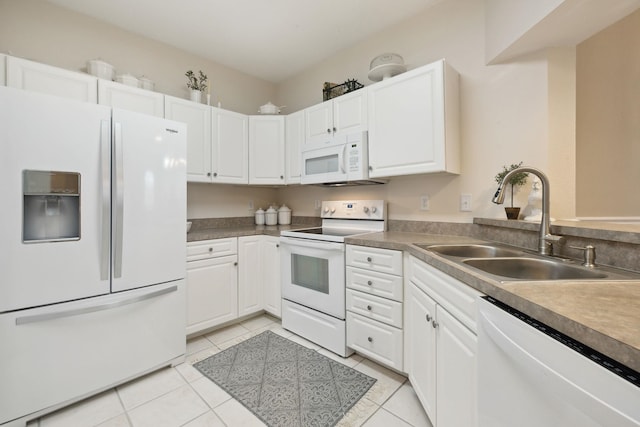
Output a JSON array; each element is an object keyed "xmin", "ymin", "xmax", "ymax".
[{"xmin": 280, "ymin": 236, "xmax": 345, "ymax": 319}]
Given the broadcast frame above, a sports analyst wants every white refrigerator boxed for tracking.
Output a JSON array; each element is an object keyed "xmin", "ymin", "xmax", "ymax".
[{"xmin": 0, "ymin": 86, "xmax": 187, "ymax": 427}]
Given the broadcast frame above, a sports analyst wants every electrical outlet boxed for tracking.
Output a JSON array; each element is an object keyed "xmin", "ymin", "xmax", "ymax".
[
  {"xmin": 248, "ymin": 200, "xmax": 254, "ymax": 210},
  {"xmin": 460, "ymin": 194, "xmax": 472, "ymax": 212},
  {"xmin": 420, "ymin": 195, "xmax": 430, "ymax": 211}
]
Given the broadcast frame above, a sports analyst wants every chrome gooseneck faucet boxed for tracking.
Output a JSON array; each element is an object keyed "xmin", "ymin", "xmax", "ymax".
[{"xmin": 492, "ymin": 166, "xmax": 562, "ymax": 255}]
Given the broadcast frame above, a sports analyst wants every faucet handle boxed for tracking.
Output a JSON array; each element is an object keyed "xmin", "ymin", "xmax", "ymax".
[{"xmin": 569, "ymin": 244, "xmax": 596, "ymax": 268}]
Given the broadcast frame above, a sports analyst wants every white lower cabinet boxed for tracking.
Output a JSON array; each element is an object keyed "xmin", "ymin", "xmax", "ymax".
[
  {"xmin": 405, "ymin": 255, "xmax": 482, "ymax": 427},
  {"xmin": 262, "ymin": 236, "xmax": 281, "ymax": 317},
  {"xmin": 186, "ymin": 238, "xmax": 238, "ymax": 335},
  {"xmin": 238, "ymin": 236, "xmax": 264, "ymax": 317},
  {"xmin": 346, "ymin": 245, "xmax": 404, "ymax": 371},
  {"xmin": 187, "ymin": 235, "xmax": 282, "ymax": 335}
]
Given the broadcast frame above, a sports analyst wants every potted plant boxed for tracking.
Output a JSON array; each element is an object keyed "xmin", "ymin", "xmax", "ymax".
[
  {"xmin": 185, "ymin": 70, "xmax": 208, "ymax": 103},
  {"xmin": 495, "ymin": 162, "xmax": 528, "ymax": 219}
]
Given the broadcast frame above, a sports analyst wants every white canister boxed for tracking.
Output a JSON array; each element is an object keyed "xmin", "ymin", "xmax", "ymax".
[
  {"xmin": 278, "ymin": 205, "xmax": 291, "ymax": 225},
  {"xmin": 255, "ymin": 208, "xmax": 265, "ymax": 225},
  {"xmin": 265, "ymin": 206, "xmax": 278, "ymax": 226}
]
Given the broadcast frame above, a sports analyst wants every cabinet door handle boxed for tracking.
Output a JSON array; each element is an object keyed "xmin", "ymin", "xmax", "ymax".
[
  {"xmin": 367, "ymin": 280, "xmax": 373, "ymax": 286},
  {"xmin": 333, "ymin": 126, "xmax": 337, "ymax": 133},
  {"xmin": 369, "ymin": 166, "xmax": 373, "ymax": 171},
  {"xmin": 208, "ymin": 247, "xmax": 213, "ymax": 252},
  {"xmin": 213, "ymin": 172, "xmax": 218, "ymax": 177},
  {"xmin": 207, "ymin": 172, "xmax": 212, "ymax": 177},
  {"xmin": 234, "ymin": 262, "xmax": 238, "ymax": 266},
  {"xmin": 327, "ymin": 128, "xmax": 331, "ymax": 134},
  {"xmin": 366, "ymin": 257, "xmax": 372, "ymax": 262},
  {"xmin": 426, "ymin": 314, "xmax": 432, "ymax": 322},
  {"xmin": 276, "ymin": 244, "xmax": 280, "ymax": 248},
  {"xmin": 366, "ymin": 305, "xmax": 372, "ymax": 311},
  {"xmin": 367, "ymin": 337, "xmax": 373, "ymax": 343},
  {"xmin": 280, "ymin": 175, "xmax": 284, "ymax": 179},
  {"xmin": 432, "ymin": 320, "xmax": 439, "ymax": 329}
]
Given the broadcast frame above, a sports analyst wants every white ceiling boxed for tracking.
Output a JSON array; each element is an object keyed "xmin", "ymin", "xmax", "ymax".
[{"xmin": 45, "ymin": 0, "xmax": 442, "ymax": 83}]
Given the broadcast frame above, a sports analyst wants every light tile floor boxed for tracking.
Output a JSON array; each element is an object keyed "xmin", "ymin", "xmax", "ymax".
[{"xmin": 28, "ymin": 314, "xmax": 433, "ymax": 427}]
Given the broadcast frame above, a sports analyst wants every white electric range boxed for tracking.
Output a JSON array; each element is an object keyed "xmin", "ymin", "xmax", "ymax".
[{"xmin": 280, "ymin": 200, "xmax": 386, "ymax": 356}]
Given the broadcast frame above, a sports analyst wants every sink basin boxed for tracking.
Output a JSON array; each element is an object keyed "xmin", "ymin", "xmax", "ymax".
[
  {"xmin": 419, "ymin": 244, "xmax": 525, "ymax": 258},
  {"xmin": 463, "ymin": 258, "xmax": 608, "ymax": 281}
]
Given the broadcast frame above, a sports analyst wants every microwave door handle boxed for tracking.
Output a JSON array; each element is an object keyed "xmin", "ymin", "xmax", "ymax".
[{"xmin": 340, "ymin": 143, "xmax": 347, "ymax": 173}]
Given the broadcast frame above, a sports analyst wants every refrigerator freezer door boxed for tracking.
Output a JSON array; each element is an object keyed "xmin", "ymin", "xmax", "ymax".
[
  {"xmin": 110, "ymin": 109, "xmax": 187, "ymax": 293},
  {"xmin": 0, "ymin": 87, "xmax": 112, "ymax": 312}
]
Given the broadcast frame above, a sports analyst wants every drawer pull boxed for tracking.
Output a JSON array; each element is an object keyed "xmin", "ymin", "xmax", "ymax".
[
  {"xmin": 366, "ymin": 305, "xmax": 372, "ymax": 311},
  {"xmin": 208, "ymin": 247, "xmax": 213, "ymax": 252},
  {"xmin": 367, "ymin": 337, "xmax": 373, "ymax": 343},
  {"xmin": 367, "ymin": 280, "xmax": 373, "ymax": 286},
  {"xmin": 426, "ymin": 314, "xmax": 432, "ymax": 322},
  {"xmin": 366, "ymin": 257, "xmax": 372, "ymax": 262}
]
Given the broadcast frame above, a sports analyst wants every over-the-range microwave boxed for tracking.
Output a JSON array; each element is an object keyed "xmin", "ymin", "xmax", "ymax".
[{"xmin": 300, "ymin": 131, "xmax": 386, "ymax": 186}]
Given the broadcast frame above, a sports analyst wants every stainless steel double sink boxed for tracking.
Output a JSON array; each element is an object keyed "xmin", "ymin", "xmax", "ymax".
[{"xmin": 416, "ymin": 243, "xmax": 639, "ymax": 282}]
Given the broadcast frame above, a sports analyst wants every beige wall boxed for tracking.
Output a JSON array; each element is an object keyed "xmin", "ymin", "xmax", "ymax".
[
  {"xmin": 1, "ymin": 0, "xmax": 586, "ymax": 221},
  {"xmin": 0, "ymin": 0, "xmax": 276, "ymax": 115},
  {"xmin": 277, "ymin": 0, "xmax": 574, "ymax": 221},
  {"xmin": 575, "ymin": 9, "xmax": 640, "ymax": 218}
]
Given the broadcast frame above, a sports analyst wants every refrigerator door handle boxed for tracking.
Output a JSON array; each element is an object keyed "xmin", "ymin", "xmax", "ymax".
[
  {"xmin": 113, "ymin": 122, "xmax": 124, "ymax": 278},
  {"xmin": 15, "ymin": 285, "xmax": 178, "ymax": 325},
  {"xmin": 100, "ymin": 119, "xmax": 111, "ymax": 281}
]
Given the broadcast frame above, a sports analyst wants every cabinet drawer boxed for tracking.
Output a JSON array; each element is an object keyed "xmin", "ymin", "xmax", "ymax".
[
  {"xmin": 346, "ymin": 245, "xmax": 403, "ymax": 275},
  {"xmin": 187, "ymin": 238, "xmax": 237, "ymax": 261},
  {"xmin": 347, "ymin": 312, "xmax": 403, "ymax": 371},
  {"xmin": 346, "ymin": 266, "xmax": 403, "ymax": 302},
  {"xmin": 346, "ymin": 289, "xmax": 403, "ymax": 328},
  {"xmin": 408, "ymin": 256, "xmax": 483, "ymax": 332}
]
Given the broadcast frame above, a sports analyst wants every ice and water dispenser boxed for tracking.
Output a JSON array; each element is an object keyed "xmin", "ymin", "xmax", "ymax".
[{"xmin": 23, "ymin": 170, "xmax": 81, "ymax": 242}]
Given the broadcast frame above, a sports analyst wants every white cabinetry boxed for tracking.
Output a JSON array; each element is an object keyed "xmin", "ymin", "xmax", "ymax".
[
  {"xmin": 6, "ymin": 56, "xmax": 97, "ymax": 103},
  {"xmin": 285, "ymin": 110, "xmax": 304, "ymax": 184},
  {"xmin": 368, "ymin": 60, "xmax": 460, "ymax": 178},
  {"xmin": 249, "ymin": 116, "xmax": 285, "ymax": 185},
  {"xmin": 238, "ymin": 236, "xmax": 264, "ymax": 317},
  {"xmin": 405, "ymin": 255, "xmax": 482, "ymax": 427},
  {"xmin": 345, "ymin": 245, "xmax": 403, "ymax": 371},
  {"xmin": 211, "ymin": 107, "xmax": 249, "ymax": 184},
  {"xmin": 98, "ymin": 80, "xmax": 164, "ymax": 117},
  {"xmin": 165, "ymin": 96, "xmax": 212, "ymax": 182},
  {"xmin": 262, "ymin": 236, "xmax": 281, "ymax": 317},
  {"xmin": 186, "ymin": 239, "xmax": 238, "ymax": 335},
  {"xmin": 305, "ymin": 89, "xmax": 367, "ymax": 144}
]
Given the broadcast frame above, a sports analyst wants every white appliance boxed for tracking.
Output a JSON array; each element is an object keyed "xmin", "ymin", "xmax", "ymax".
[
  {"xmin": 478, "ymin": 296, "xmax": 640, "ymax": 427},
  {"xmin": 300, "ymin": 131, "xmax": 385, "ymax": 186},
  {"xmin": 0, "ymin": 87, "xmax": 187, "ymax": 427},
  {"xmin": 280, "ymin": 200, "xmax": 386, "ymax": 356}
]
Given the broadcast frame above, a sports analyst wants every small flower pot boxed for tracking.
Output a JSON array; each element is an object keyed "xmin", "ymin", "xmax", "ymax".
[
  {"xmin": 504, "ymin": 207, "xmax": 521, "ymax": 220},
  {"xmin": 190, "ymin": 89, "xmax": 202, "ymax": 103}
]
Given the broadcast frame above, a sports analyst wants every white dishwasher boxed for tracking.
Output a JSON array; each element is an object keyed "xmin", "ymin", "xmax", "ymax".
[{"xmin": 478, "ymin": 296, "xmax": 640, "ymax": 427}]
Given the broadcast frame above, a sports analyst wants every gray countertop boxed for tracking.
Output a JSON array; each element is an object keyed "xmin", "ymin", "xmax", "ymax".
[
  {"xmin": 186, "ymin": 226, "xmax": 640, "ymax": 372},
  {"xmin": 346, "ymin": 231, "xmax": 640, "ymax": 373}
]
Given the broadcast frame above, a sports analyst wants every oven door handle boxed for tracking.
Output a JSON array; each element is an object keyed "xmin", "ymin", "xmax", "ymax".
[{"xmin": 280, "ymin": 237, "xmax": 344, "ymax": 251}]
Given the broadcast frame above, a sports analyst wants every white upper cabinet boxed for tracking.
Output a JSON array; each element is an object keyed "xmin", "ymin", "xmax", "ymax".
[
  {"xmin": 6, "ymin": 56, "xmax": 97, "ymax": 103},
  {"xmin": 367, "ymin": 59, "xmax": 460, "ymax": 179},
  {"xmin": 165, "ymin": 96, "xmax": 212, "ymax": 182},
  {"xmin": 305, "ymin": 89, "xmax": 367, "ymax": 144},
  {"xmin": 285, "ymin": 110, "xmax": 304, "ymax": 184},
  {"xmin": 211, "ymin": 107, "xmax": 249, "ymax": 184},
  {"xmin": 249, "ymin": 115, "xmax": 285, "ymax": 185},
  {"xmin": 98, "ymin": 80, "xmax": 164, "ymax": 117}
]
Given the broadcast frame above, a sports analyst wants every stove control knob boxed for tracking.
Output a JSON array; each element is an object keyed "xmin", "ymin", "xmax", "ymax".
[
  {"xmin": 371, "ymin": 206, "xmax": 378, "ymax": 214},
  {"xmin": 363, "ymin": 206, "xmax": 369, "ymax": 213},
  {"xmin": 323, "ymin": 207, "xmax": 330, "ymax": 214},
  {"xmin": 330, "ymin": 208, "xmax": 336, "ymax": 214}
]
